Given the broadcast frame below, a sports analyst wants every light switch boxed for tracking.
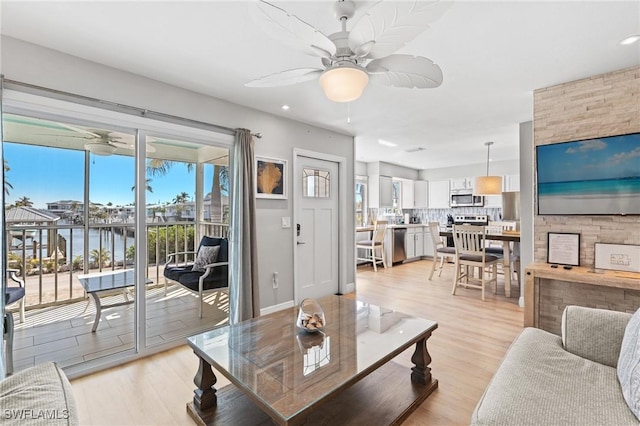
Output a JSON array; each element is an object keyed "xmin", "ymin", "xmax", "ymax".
[{"xmin": 281, "ymin": 217, "xmax": 291, "ymax": 228}]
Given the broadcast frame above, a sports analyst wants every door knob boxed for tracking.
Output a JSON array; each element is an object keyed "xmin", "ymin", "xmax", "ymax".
[{"xmin": 297, "ymin": 241, "xmax": 306, "ymax": 245}]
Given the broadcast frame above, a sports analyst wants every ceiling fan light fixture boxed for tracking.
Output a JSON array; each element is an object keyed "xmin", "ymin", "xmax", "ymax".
[
  {"xmin": 473, "ymin": 141, "xmax": 503, "ymax": 196},
  {"xmin": 85, "ymin": 142, "xmax": 117, "ymax": 156},
  {"xmin": 319, "ymin": 64, "xmax": 369, "ymax": 102}
]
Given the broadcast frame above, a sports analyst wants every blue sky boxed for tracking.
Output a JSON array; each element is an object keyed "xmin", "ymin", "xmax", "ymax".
[
  {"xmin": 536, "ymin": 133, "xmax": 640, "ymax": 183},
  {"xmin": 4, "ymin": 142, "xmax": 216, "ymax": 208}
]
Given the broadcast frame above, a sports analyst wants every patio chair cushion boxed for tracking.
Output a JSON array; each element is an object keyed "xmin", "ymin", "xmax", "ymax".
[
  {"xmin": 5, "ymin": 286, "xmax": 25, "ymax": 306},
  {"xmin": 164, "ymin": 236, "xmax": 229, "ymax": 292},
  {"xmin": 192, "ymin": 245, "xmax": 220, "ymax": 272}
]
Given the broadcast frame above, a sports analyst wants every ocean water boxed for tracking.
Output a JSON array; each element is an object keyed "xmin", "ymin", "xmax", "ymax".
[{"xmin": 538, "ymin": 177, "xmax": 640, "ymax": 196}]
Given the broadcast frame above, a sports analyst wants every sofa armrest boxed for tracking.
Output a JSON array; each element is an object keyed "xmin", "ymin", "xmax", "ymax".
[{"xmin": 561, "ymin": 305, "xmax": 632, "ymax": 368}]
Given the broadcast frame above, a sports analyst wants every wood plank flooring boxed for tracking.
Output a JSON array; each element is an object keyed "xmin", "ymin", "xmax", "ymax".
[{"xmin": 70, "ymin": 259, "xmax": 524, "ymax": 425}]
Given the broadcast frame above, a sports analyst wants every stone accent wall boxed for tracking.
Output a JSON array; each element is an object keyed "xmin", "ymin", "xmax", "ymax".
[
  {"xmin": 533, "ymin": 66, "xmax": 640, "ymax": 267},
  {"xmin": 539, "ymin": 280, "xmax": 640, "ymax": 335},
  {"xmin": 532, "ymin": 66, "xmax": 640, "ymax": 330}
]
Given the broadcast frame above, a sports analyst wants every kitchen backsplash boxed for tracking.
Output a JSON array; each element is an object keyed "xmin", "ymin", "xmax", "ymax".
[{"xmin": 368, "ymin": 207, "xmax": 502, "ymax": 225}]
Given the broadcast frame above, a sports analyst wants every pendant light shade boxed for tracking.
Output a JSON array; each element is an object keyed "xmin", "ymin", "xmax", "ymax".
[
  {"xmin": 473, "ymin": 142, "xmax": 503, "ymax": 196},
  {"xmin": 319, "ymin": 64, "xmax": 369, "ymax": 103}
]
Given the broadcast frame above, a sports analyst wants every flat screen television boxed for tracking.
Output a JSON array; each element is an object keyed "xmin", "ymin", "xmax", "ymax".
[{"xmin": 536, "ymin": 132, "xmax": 640, "ymax": 215}]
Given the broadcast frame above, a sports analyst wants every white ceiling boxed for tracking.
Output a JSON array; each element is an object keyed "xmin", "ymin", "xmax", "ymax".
[{"xmin": 2, "ymin": 1, "xmax": 639, "ymax": 170}]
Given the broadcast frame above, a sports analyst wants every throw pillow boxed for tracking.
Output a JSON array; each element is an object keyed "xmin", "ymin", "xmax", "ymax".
[
  {"xmin": 618, "ymin": 307, "xmax": 640, "ymax": 421},
  {"xmin": 192, "ymin": 245, "xmax": 220, "ymax": 272}
]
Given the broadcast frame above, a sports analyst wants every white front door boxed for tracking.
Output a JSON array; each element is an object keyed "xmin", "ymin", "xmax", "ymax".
[{"xmin": 294, "ymin": 155, "xmax": 339, "ymax": 301}]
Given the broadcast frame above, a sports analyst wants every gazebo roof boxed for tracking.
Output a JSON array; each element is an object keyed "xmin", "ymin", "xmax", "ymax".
[{"xmin": 5, "ymin": 207, "xmax": 60, "ymax": 223}]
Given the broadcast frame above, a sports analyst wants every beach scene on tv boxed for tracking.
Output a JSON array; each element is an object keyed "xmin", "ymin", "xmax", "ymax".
[{"xmin": 537, "ymin": 133, "xmax": 640, "ymax": 215}]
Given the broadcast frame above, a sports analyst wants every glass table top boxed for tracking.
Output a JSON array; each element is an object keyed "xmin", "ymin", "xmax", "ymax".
[
  {"xmin": 187, "ymin": 295, "xmax": 437, "ymax": 422},
  {"xmin": 77, "ymin": 269, "xmax": 150, "ymax": 293}
]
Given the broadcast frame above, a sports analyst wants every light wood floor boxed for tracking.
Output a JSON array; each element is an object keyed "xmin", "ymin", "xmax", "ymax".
[{"xmin": 70, "ymin": 259, "xmax": 524, "ymax": 425}]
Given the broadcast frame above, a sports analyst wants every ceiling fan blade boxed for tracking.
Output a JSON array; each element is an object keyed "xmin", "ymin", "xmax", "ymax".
[
  {"xmin": 367, "ymin": 55, "xmax": 443, "ymax": 88},
  {"xmin": 348, "ymin": 0, "xmax": 450, "ymax": 60},
  {"xmin": 245, "ymin": 68, "xmax": 323, "ymax": 87},
  {"xmin": 250, "ymin": 0, "xmax": 336, "ymax": 58}
]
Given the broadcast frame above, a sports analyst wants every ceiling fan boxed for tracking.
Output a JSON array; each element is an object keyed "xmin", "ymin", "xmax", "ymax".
[
  {"xmin": 53, "ymin": 125, "xmax": 157, "ymax": 156},
  {"xmin": 246, "ymin": 0, "xmax": 450, "ymax": 102}
]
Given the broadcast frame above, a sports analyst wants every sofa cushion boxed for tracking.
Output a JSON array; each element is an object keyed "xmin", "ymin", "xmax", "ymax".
[
  {"xmin": 617, "ymin": 308, "xmax": 640, "ymax": 421},
  {"xmin": 471, "ymin": 327, "xmax": 637, "ymax": 426},
  {"xmin": 0, "ymin": 362, "xmax": 79, "ymax": 425}
]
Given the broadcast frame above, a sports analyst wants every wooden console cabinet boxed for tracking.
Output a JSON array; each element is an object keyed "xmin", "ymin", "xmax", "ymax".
[{"xmin": 524, "ymin": 262, "xmax": 640, "ymax": 329}]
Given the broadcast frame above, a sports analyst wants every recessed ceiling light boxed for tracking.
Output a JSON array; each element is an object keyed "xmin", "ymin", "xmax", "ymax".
[
  {"xmin": 620, "ymin": 35, "xmax": 640, "ymax": 45},
  {"xmin": 378, "ymin": 139, "xmax": 397, "ymax": 147},
  {"xmin": 281, "ymin": 104, "xmax": 290, "ymax": 110}
]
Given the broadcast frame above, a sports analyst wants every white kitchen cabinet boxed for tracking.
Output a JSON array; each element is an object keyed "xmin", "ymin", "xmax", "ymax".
[
  {"xmin": 414, "ymin": 180, "xmax": 428, "ymax": 208},
  {"xmin": 370, "ymin": 175, "xmax": 394, "ymax": 208},
  {"xmin": 405, "ymin": 228, "xmax": 416, "ymax": 259},
  {"xmin": 505, "ymin": 174, "xmax": 520, "ymax": 192},
  {"xmin": 415, "ymin": 231, "xmax": 425, "ymax": 257},
  {"xmin": 400, "ymin": 179, "xmax": 414, "ymax": 209},
  {"xmin": 450, "ymin": 177, "xmax": 474, "ymax": 191},
  {"xmin": 428, "ymin": 180, "xmax": 450, "ymax": 209}
]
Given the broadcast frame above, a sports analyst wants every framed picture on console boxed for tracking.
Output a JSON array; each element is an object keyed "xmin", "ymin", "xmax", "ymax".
[
  {"xmin": 595, "ymin": 243, "xmax": 640, "ymax": 273},
  {"xmin": 547, "ymin": 232, "xmax": 580, "ymax": 266}
]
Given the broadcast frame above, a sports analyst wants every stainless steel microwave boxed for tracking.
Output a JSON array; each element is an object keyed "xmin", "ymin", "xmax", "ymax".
[{"xmin": 450, "ymin": 190, "xmax": 484, "ymax": 207}]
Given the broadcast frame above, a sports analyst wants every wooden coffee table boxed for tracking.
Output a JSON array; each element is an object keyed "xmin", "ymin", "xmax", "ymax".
[{"xmin": 186, "ymin": 295, "xmax": 438, "ymax": 425}]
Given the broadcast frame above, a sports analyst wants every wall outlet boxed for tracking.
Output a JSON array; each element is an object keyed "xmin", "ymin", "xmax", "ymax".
[
  {"xmin": 272, "ymin": 272, "xmax": 279, "ymax": 289},
  {"xmin": 281, "ymin": 217, "xmax": 291, "ymax": 228}
]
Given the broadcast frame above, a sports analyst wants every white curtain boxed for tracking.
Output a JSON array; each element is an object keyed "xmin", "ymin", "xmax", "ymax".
[{"xmin": 229, "ymin": 129, "xmax": 259, "ymax": 323}]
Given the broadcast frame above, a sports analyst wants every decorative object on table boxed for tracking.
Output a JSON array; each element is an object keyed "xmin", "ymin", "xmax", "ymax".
[
  {"xmin": 474, "ymin": 141, "xmax": 503, "ymax": 196},
  {"xmin": 256, "ymin": 156, "xmax": 287, "ymax": 199},
  {"xmin": 296, "ymin": 298, "xmax": 326, "ymax": 332},
  {"xmin": 547, "ymin": 232, "xmax": 581, "ymax": 266},
  {"xmin": 246, "ymin": 0, "xmax": 450, "ymax": 102},
  {"xmin": 595, "ymin": 243, "xmax": 640, "ymax": 273}
]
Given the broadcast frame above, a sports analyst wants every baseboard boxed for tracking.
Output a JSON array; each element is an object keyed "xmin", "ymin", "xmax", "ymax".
[
  {"xmin": 344, "ymin": 282, "xmax": 355, "ymax": 294},
  {"xmin": 260, "ymin": 300, "xmax": 295, "ymax": 316},
  {"xmin": 519, "ymin": 296, "xmax": 525, "ymax": 308}
]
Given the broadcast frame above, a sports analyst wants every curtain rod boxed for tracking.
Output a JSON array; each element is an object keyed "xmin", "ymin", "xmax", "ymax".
[{"xmin": 1, "ymin": 77, "xmax": 262, "ymax": 139}]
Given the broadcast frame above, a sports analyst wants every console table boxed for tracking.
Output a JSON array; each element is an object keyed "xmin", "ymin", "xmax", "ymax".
[{"xmin": 524, "ymin": 262, "xmax": 640, "ymax": 328}]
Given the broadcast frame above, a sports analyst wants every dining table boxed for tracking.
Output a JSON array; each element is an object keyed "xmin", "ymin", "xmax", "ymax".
[{"xmin": 439, "ymin": 228, "xmax": 521, "ymax": 297}]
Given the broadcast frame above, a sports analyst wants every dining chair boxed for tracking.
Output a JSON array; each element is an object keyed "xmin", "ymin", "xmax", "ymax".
[
  {"xmin": 356, "ymin": 222, "xmax": 388, "ymax": 272},
  {"xmin": 427, "ymin": 221, "xmax": 456, "ymax": 280},
  {"xmin": 486, "ymin": 221, "xmax": 520, "ymax": 287},
  {"xmin": 451, "ymin": 224, "xmax": 500, "ymax": 301}
]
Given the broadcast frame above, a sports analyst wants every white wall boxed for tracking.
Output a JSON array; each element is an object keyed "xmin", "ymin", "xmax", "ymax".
[
  {"xmin": 1, "ymin": 36, "xmax": 355, "ymax": 310},
  {"xmin": 418, "ymin": 159, "xmax": 519, "ymax": 181}
]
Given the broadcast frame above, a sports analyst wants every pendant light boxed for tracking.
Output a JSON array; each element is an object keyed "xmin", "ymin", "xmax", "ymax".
[{"xmin": 474, "ymin": 141, "xmax": 502, "ymax": 196}]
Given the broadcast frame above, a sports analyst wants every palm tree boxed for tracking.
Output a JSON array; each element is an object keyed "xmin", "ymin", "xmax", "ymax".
[
  {"xmin": 4, "ymin": 159, "xmax": 14, "ymax": 195},
  {"xmin": 131, "ymin": 178, "xmax": 153, "ymax": 193},
  {"xmin": 173, "ymin": 192, "xmax": 190, "ymax": 204},
  {"xmin": 14, "ymin": 196, "xmax": 33, "ymax": 207},
  {"xmin": 90, "ymin": 248, "xmax": 111, "ymax": 268},
  {"xmin": 146, "ymin": 159, "xmax": 229, "ymax": 223}
]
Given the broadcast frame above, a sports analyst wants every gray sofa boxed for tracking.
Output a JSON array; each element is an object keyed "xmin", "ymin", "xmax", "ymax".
[
  {"xmin": 472, "ymin": 305, "xmax": 638, "ymax": 425},
  {"xmin": 0, "ymin": 362, "xmax": 79, "ymax": 425}
]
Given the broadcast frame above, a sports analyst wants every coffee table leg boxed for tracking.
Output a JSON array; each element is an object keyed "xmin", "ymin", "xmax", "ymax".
[
  {"xmin": 410, "ymin": 335, "xmax": 433, "ymax": 385},
  {"xmin": 193, "ymin": 353, "xmax": 218, "ymax": 411},
  {"xmin": 90, "ymin": 292, "xmax": 102, "ymax": 332}
]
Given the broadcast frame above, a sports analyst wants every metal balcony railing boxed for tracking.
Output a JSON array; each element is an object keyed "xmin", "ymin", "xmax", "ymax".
[{"xmin": 5, "ymin": 221, "xmax": 229, "ymax": 310}]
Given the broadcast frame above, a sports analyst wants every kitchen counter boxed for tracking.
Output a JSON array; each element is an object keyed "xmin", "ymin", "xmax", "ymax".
[{"xmin": 356, "ymin": 224, "xmax": 429, "ymax": 232}]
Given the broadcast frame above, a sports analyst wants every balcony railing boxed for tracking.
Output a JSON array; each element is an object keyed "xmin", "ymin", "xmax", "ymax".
[{"xmin": 6, "ymin": 221, "xmax": 229, "ymax": 310}]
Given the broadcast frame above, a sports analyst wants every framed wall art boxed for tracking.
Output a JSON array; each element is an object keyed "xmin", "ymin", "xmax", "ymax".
[{"xmin": 256, "ymin": 156, "xmax": 287, "ymax": 199}]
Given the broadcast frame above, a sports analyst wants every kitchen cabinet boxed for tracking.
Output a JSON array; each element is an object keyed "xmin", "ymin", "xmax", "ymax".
[
  {"xmin": 450, "ymin": 177, "xmax": 474, "ymax": 191},
  {"xmin": 484, "ymin": 194, "xmax": 502, "ymax": 208},
  {"xmin": 369, "ymin": 175, "xmax": 393, "ymax": 208},
  {"xmin": 428, "ymin": 180, "xmax": 450, "ymax": 209},
  {"xmin": 414, "ymin": 180, "xmax": 428, "ymax": 208},
  {"xmin": 399, "ymin": 179, "xmax": 414, "ymax": 209},
  {"xmin": 405, "ymin": 227, "xmax": 425, "ymax": 260},
  {"xmin": 505, "ymin": 174, "xmax": 520, "ymax": 192}
]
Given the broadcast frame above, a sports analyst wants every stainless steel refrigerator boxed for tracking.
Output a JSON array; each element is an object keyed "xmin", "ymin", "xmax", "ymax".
[{"xmin": 502, "ymin": 191, "xmax": 521, "ymax": 222}]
